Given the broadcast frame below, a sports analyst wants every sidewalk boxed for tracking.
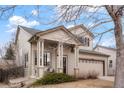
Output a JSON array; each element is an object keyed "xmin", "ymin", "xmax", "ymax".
[
  {"xmin": 0, "ymin": 83, "xmax": 9, "ymax": 88},
  {"xmin": 9, "ymin": 77, "xmax": 36, "ymax": 88},
  {"xmin": 98, "ymin": 76, "xmax": 114, "ymax": 82},
  {"xmin": 0, "ymin": 77, "xmax": 36, "ymax": 88}
]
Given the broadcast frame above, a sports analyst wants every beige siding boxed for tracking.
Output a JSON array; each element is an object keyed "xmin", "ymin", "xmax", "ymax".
[
  {"xmin": 40, "ymin": 30, "xmax": 78, "ymax": 45},
  {"xmin": 16, "ymin": 28, "xmax": 33, "ymax": 77},
  {"xmin": 63, "ymin": 47, "xmax": 75, "ymax": 76},
  {"xmin": 69, "ymin": 27, "xmax": 93, "ymax": 50},
  {"xmin": 17, "ymin": 29, "xmax": 32, "ymax": 64},
  {"xmin": 95, "ymin": 47, "xmax": 116, "ymax": 75}
]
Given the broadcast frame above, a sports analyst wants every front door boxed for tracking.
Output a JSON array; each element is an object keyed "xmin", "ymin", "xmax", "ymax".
[{"xmin": 63, "ymin": 56, "xmax": 67, "ymax": 74}]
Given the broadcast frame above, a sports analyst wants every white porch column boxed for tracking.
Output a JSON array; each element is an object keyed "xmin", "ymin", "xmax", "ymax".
[
  {"xmin": 36, "ymin": 40, "xmax": 40, "ymax": 78},
  {"xmin": 37, "ymin": 39, "xmax": 44, "ymax": 78},
  {"xmin": 37, "ymin": 39, "xmax": 44, "ymax": 67},
  {"xmin": 31, "ymin": 43, "xmax": 35, "ymax": 78},
  {"xmin": 37, "ymin": 40, "xmax": 41, "ymax": 67},
  {"xmin": 74, "ymin": 45, "xmax": 79, "ymax": 78},
  {"xmin": 60, "ymin": 43, "xmax": 63, "ymax": 69},
  {"xmin": 57, "ymin": 42, "xmax": 60, "ymax": 71},
  {"xmin": 28, "ymin": 43, "xmax": 32, "ymax": 78},
  {"xmin": 57, "ymin": 42, "xmax": 63, "ymax": 73},
  {"xmin": 41, "ymin": 40, "xmax": 44, "ymax": 67}
]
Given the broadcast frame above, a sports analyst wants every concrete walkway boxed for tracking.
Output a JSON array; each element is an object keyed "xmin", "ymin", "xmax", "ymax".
[
  {"xmin": 0, "ymin": 77, "xmax": 36, "ymax": 88},
  {"xmin": 0, "ymin": 83, "xmax": 9, "ymax": 88},
  {"xmin": 98, "ymin": 76, "xmax": 114, "ymax": 82},
  {"xmin": 9, "ymin": 77, "xmax": 36, "ymax": 88}
]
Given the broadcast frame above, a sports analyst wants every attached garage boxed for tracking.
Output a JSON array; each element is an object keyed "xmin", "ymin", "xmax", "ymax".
[
  {"xmin": 79, "ymin": 59, "xmax": 105, "ymax": 76},
  {"xmin": 79, "ymin": 49, "xmax": 109, "ymax": 77}
]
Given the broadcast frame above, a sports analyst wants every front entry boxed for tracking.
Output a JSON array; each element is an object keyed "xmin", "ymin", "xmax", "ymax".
[{"xmin": 63, "ymin": 56, "xmax": 67, "ymax": 74}]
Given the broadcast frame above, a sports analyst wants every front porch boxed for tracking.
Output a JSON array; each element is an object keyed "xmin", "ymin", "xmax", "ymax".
[{"xmin": 29, "ymin": 38, "xmax": 79, "ymax": 78}]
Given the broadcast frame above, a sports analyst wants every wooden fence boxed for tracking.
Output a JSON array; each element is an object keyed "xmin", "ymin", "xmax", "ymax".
[{"xmin": 0, "ymin": 66, "xmax": 24, "ymax": 83}]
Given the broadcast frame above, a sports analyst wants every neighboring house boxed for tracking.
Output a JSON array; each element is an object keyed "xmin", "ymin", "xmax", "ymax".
[
  {"xmin": 94, "ymin": 45, "xmax": 116, "ymax": 76},
  {"xmin": 0, "ymin": 59, "xmax": 16, "ymax": 69},
  {"xmin": 15, "ymin": 24, "xmax": 109, "ymax": 78}
]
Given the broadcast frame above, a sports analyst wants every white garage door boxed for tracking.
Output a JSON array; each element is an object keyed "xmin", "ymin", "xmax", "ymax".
[{"xmin": 79, "ymin": 59, "xmax": 104, "ymax": 76}]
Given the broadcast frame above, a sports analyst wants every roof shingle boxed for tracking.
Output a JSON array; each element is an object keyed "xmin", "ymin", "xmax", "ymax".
[
  {"xmin": 19, "ymin": 25, "xmax": 41, "ymax": 35},
  {"xmin": 79, "ymin": 49, "xmax": 109, "ymax": 57}
]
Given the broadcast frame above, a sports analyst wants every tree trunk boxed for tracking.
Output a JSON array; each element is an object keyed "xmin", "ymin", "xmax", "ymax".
[
  {"xmin": 114, "ymin": 15, "xmax": 124, "ymax": 87},
  {"xmin": 105, "ymin": 5, "xmax": 124, "ymax": 87}
]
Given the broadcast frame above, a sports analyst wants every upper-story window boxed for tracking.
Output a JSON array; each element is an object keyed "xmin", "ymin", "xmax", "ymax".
[
  {"xmin": 85, "ymin": 37, "xmax": 90, "ymax": 46},
  {"xmin": 79, "ymin": 37, "xmax": 90, "ymax": 46},
  {"xmin": 109, "ymin": 60, "xmax": 113, "ymax": 68}
]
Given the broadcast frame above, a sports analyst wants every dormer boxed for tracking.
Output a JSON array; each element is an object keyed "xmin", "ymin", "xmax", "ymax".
[{"xmin": 68, "ymin": 24, "xmax": 94, "ymax": 50}]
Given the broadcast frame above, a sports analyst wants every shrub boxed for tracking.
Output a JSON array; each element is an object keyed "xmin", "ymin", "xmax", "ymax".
[
  {"xmin": 78, "ymin": 71, "xmax": 99, "ymax": 80},
  {"xmin": 32, "ymin": 72, "xmax": 75, "ymax": 85}
]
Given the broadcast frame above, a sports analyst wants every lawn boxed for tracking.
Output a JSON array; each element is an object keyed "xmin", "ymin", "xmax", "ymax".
[{"xmin": 30, "ymin": 79, "xmax": 113, "ymax": 88}]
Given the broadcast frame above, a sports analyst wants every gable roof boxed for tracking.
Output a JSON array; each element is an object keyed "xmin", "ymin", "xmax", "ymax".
[
  {"xmin": 29, "ymin": 25, "xmax": 82, "ymax": 45},
  {"xmin": 79, "ymin": 49, "xmax": 109, "ymax": 57},
  {"xmin": 68, "ymin": 24, "xmax": 94, "ymax": 37},
  {"xmin": 15, "ymin": 25, "xmax": 40, "ymax": 44},
  {"xmin": 19, "ymin": 25, "xmax": 40, "ymax": 35},
  {"xmin": 15, "ymin": 24, "xmax": 94, "ymax": 45}
]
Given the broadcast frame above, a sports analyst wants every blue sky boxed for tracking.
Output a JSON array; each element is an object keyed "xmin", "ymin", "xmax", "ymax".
[{"xmin": 0, "ymin": 5, "xmax": 116, "ymax": 48}]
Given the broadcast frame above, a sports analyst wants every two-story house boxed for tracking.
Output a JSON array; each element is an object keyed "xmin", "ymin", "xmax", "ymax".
[{"xmin": 15, "ymin": 24, "xmax": 109, "ymax": 78}]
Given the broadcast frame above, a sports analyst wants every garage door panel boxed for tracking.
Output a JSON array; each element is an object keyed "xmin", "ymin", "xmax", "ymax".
[{"xmin": 79, "ymin": 59, "xmax": 103, "ymax": 76}]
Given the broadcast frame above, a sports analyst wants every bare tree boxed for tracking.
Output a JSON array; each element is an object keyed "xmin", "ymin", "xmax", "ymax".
[
  {"xmin": 0, "ymin": 46, "xmax": 4, "ymax": 59},
  {"xmin": 55, "ymin": 5, "xmax": 124, "ymax": 87},
  {"xmin": 0, "ymin": 44, "xmax": 8, "ymax": 59},
  {"xmin": 0, "ymin": 5, "xmax": 124, "ymax": 87},
  {"xmin": 105, "ymin": 6, "xmax": 124, "ymax": 87}
]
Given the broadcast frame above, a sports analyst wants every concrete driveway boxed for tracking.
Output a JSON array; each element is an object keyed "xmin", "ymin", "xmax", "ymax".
[{"xmin": 98, "ymin": 76, "xmax": 114, "ymax": 82}]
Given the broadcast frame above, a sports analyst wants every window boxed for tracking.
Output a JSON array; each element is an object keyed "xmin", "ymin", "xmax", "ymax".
[
  {"xmin": 34, "ymin": 50, "xmax": 37, "ymax": 65},
  {"xmin": 85, "ymin": 37, "xmax": 87, "ymax": 45},
  {"xmin": 78, "ymin": 36, "xmax": 84, "ymax": 44},
  {"xmin": 24, "ymin": 53, "xmax": 28, "ymax": 68},
  {"xmin": 44, "ymin": 52, "xmax": 51, "ymax": 66},
  {"xmin": 81, "ymin": 37, "xmax": 85, "ymax": 44},
  {"xmin": 78, "ymin": 36, "xmax": 90, "ymax": 46},
  {"xmin": 24, "ymin": 54, "xmax": 26, "ymax": 68},
  {"xmin": 109, "ymin": 60, "xmax": 112, "ymax": 68},
  {"xmin": 85, "ymin": 37, "xmax": 90, "ymax": 46},
  {"xmin": 87, "ymin": 38, "xmax": 90, "ymax": 46}
]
